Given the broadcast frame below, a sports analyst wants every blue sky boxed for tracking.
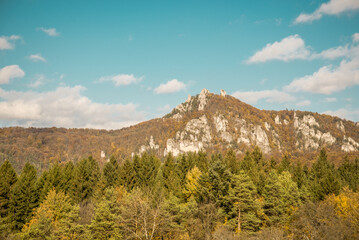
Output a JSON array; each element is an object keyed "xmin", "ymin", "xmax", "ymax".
[{"xmin": 0, "ymin": 0, "xmax": 358, "ymax": 129}]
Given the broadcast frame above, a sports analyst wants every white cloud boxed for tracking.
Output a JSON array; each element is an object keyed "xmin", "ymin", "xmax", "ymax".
[
  {"xmin": 294, "ymin": 0, "xmax": 359, "ymax": 24},
  {"xmin": 311, "ymin": 45, "xmax": 349, "ymax": 60},
  {"xmin": 322, "ymin": 108, "xmax": 359, "ymax": 121},
  {"xmin": 231, "ymin": 89, "xmax": 295, "ymax": 104},
  {"xmin": 28, "ymin": 74, "xmax": 46, "ymax": 88},
  {"xmin": 0, "ymin": 65, "xmax": 25, "ymax": 84},
  {"xmin": 38, "ymin": 27, "xmax": 60, "ymax": 37},
  {"xmin": 0, "ymin": 35, "xmax": 21, "ymax": 50},
  {"xmin": 99, "ymin": 74, "xmax": 143, "ymax": 86},
  {"xmin": 324, "ymin": 97, "xmax": 337, "ymax": 102},
  {"xmin": 285, "ymin": 59, "xmax": 359, "ymax": 94},
  {"xmin": 296, "ymin": 100, "xmax": 311, "ymax": 107},
  {"xmin": 154, "ymin": 79, "xmax": 187, "ymax": 94},
  {"xmin": 157, "ymin": 104, "xmax": 172, "ymax": 113},
  {"xmin": 28, "ymin": 54, "xmax": 47, "ymax": 62},
  {"xmin": 246, "ymin": 35, "xmax": 310, "ymax": 63},
  {"xmin": 0, "ymin": 86, "xmax": 146, "ymax": 129},
  {"xmin": 353, "ymin": 33, "xmax": 359, "ymax": 43}
]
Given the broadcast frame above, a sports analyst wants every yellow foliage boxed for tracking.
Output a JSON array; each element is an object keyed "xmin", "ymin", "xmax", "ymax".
[{"xmin": 183, "ymin": 166, "xmax": 202, "ymax": 200}]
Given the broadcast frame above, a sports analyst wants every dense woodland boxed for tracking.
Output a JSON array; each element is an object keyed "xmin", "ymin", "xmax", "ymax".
[{"xmin": 0, "ymin": 147, "xmax": 359, "ymax": 239}]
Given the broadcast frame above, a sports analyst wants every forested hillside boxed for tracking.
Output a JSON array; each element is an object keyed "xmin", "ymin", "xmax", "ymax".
[
  {"xmin": 1, "ymin": 148, "xmax": 358, "ymax": 239},
  {"xmin": 1, "ymin": 89, "xmax": 359, "ymax": 173}
]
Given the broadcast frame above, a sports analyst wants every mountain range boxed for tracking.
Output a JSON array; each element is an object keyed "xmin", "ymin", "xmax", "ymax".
[{"xmin": 1, "ymin": 88, "xmax": 358, "ymax": 172}]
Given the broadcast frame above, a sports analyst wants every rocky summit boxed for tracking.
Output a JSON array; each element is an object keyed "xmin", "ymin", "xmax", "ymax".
[{"xmin": 1, "ymin": 88, "xmax": 358, "ymax": 171}]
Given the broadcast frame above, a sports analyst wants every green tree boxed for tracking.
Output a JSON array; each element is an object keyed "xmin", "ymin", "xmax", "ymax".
[
  {"xmin": 21, "ymin": 189, "xmax": 81, "ymax": 239},
  {"xmin": 9, "ymin": 162, "xmax": 38, "ymax": 231},
  {"xmin": 224, "ymin": 171, "xmax": 262, "ymax": 232},
  {"xmin": 103, "ymin": 156, "xmax": 119, "ymax": 188},
  {"xmin": 118, "ymin": 158, "xmax": 135, "ymax": 190},
  {"xmin": 72, "ymin": 156, "xmax": 100, "ymax": 202},
  {"xmin": 0, "ymin": 160, "xmax": 17, "ymax": 218},
  {"xmin": 89, "ymin": 188, "xmax": 122, "ymax": 239},
  {"xmin": 310, "ymin": 149, "xmax": 341, "ymax": 201}
]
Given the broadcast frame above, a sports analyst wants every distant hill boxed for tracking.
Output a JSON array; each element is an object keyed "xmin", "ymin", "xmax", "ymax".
[{"xmin": 1, "ymin": 88, "xmax": 358, "ymax": 172}]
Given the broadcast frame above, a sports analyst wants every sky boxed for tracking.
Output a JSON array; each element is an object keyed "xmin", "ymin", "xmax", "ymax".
[{"xmin": 0, "ymin": 0, "xmax": 359, "ymax": 129}]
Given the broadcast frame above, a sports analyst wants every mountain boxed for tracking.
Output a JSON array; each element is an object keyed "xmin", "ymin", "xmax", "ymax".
[{"xmin": 1, "ymin": 88, "xmax": 359, "ymax": 172}]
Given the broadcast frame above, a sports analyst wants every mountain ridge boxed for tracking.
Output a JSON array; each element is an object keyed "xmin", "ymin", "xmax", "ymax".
[{"xmin": 1, "ymin": 88, "xmax": 358, "ymax": 172}]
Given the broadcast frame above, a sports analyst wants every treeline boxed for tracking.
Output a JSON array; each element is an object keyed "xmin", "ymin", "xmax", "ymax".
[{"xmin": 0, "ymin": 147, "xmax": 359, "ymax": 239}]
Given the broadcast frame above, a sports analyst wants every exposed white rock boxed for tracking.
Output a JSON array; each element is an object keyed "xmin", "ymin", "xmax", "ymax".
[
  {"xmin": 264, "ymin": 122, "xmax": 271, "ymax": 131},
  {"xmin": 198, "ymin": 88, "xmax": 209, "ymax": 111},
  {"xmin": 101, "ymin": 150, "xmax": 106, "ymax": 158},
  {"xmin": 164, "ymin": 115, "xmax": 212, "ymax": 156},
  {"xmin": 139, "ymin": 135, "xmax": 159, "ymax": 154},
  {"xmin": 235, "ymin": 118, "xmax": 271, "ymax": 153},
  {"xmin": 220, "ymin": 89, "xmax": 227, "ymax": 97},
  {"xmin": 283, "ymin": 119, "xmax": 289, "ymax": 125},
  {"xmin": 294, "ymin": 114, "xmax": 335, "ymax": 150},
  {"xmin": 213, "ymin": 114, "xmax": 233, "ymax": 142},
  {"xmin": 341, "ymin": 136, "xmax": 359, "ymax": 152},
  {"xmin": 336, "ymin": 121, "xmax": 345, "ymax": 133},
  {"xmin": 172, "ymin": 113, "xmax": 183, "ymax": 119},
  {"xmin": 321, "ymin": 132, "xmax": 336, "ymax": 145},
  {"xmin": 275, "ymin": 115, "xmax": 282, "ymax": 125}
]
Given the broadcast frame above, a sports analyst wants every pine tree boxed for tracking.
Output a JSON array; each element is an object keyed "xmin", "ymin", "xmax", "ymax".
[
  {"xmin": 9, "ymin": 162, "xmax": 38, "ymax": 231},
  {"xmin": 118, "ymin": 158, "xmax": 135, "ymax": 190},
  {"xmin": 103, "ymin": 156, "xmax": 119, "ymax": 188},
  {"xmin": 163, "ymin": 154, "xmax": 181, "ymax": 197},
  {"xmin": 310, "ymin": 149, "xmax": 341, "ymax": 201},
  {"xmin": 72, "ymin": 156, "xmax": 100, "ymax": 203},
  {"xmin": 224, "ymin": 171, "xmax": 262, "ymax": 232},
  {"xmin": 224, "ymin": 149, "xmax": 239, "ymax": 174},
  {"xmin": 61, "ymin": 161, "xmax": 75, "ymax": 194},
  {"xmin": 89, "ymin": 188, "xmax": 122, "ymax": 239},
  {"xmin": 21, "ymin": 189, "xmax": 81, "ymax": 239},
  {"xmin": 0, "ymin": 160, "xmax": 17, "ymax": 218}
]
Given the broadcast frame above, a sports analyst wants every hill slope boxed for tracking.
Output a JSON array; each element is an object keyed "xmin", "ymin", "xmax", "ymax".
[{"xmin": 1, "ymin": 88, "xmax": 358, "ymax": 172}]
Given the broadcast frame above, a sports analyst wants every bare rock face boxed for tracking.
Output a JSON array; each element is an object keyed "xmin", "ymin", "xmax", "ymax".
[
  {"xmin": 342, "ymin": 136, "xmax": 359, "ymax": 152},
  {"xmin": 336, "ymin": 121, "xmax": 345, "ymax": 133},
  {"xmin": 164, "ymin": 115, "xmax": 212, "ymax": 156},
  {"xmin": 275, "ymin": 115, "xmax": 282, "ymax": 125},
  {"xmin": 235, "ymin": 118, "xmax": 271, "ymax": 153},
  {"xmin": 198, "ymin": 88, "xmax": 209, "ymax": 111},
  {"xmin": 294, "ymin": 113, "xmax": 336, "ymax": 150},
  {"xmin": 220, "ymin": 89, "xmax": 227, "ymax": 97},
  {"xmin": 213, "ymin": 114, "xmax": 233, "ymax": 143},
  {"xmin": 139, "ymin": 135, "xmax": 159, "ymax": 154}
]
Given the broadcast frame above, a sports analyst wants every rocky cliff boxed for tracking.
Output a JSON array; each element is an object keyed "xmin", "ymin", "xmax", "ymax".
[{"xmin": 1, "ymin": 88, "xmax": 358, "ymax": 171}]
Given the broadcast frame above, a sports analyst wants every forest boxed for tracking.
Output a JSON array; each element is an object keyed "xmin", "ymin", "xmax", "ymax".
[{"xmin": 0, "ymin": 147, "xmax": 358, "ymax": 240}]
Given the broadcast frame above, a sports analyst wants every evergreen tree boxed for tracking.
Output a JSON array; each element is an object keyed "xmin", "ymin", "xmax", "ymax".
[
  {"xmin": 224, "ymin": 149, "xmax": 239, "ymax": 174},
  {"xmin": 224, "ymin": 171, "xmax": 262, "ymax": 232},
  {"xmin": 103, "ymin": 156, "xmax": 119, "ymax": 188},
  {"xmin": 163, "ymin": 154, "xmax": 181, "ymax": 197},
  {"xmin": 310, "ymin": 149, "xmax": 341, "ymax": 201},
  {"xmin": 9, "ymin": 162, "xmax": 38, "ymax": 231},
  {"xmin": 61, "ymin": 161, "xmax": 75, "ymax": 194},
  {"xmin": 0, "ymin": 160, "xmax": 17, "ymax": 218},
  {"xmin": 72, "ymin": 156, "xmax": 100, "ymax": 203},
  {"xmin": 89, "ymin": 188, "xmax": 121, "ymax": 239},
  {"xmin": 20, "ymin": 189, "xmax": 81, "ymax": 239},
  {"xmin": 338, "ymin": 157, "xmax": 359, "ymax": 191},
  {"xmin": 118, "ymin": 158, "xmax": 135, "ymax": 190}
]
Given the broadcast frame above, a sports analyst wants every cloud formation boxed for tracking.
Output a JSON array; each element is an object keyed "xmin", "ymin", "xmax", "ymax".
[
  {"xmin": 99, "ymin": 74, "xmax": 143, "ymax": 86},
  {"xmin": 294, "ymin": 0, "xmax": 359, "ymax": 24},
  {"xmin": 246, "ymin": 35, "xmax": 310, "ymax": 63},
  {"xmin": 231, "ymin": 89, "xmax": 295, "ymax": 104},
  {"xmin": 28, "ymin": 74, "xmax": 46, "ymax": 88},
  {"xmin": 323, "ymin": 108, "xmax": 359, "ymax": 121},
  {"xmin": 154, "ymin": 79, "xmax": 186, "ymax": 94},
  {"xmin": 0, "ymin": 65, "xmax": 25, "ymax": 84},
  {"xmin": 0, "ymin": 86, "xmax": 146, "ymax": 129},
  {"xmin": 296, "ymin": 100, "xmax": 311, "ymax": 107},
  {"xmin": 0, "ymin": 35, "xmax": 21, "ymax": 50},
  {"xmin": 285, "ymin": 59, "xmax": 359, "ymax": 94},
  {"xmin": 28, "ymin": 54, "xmax": 47, "ymax": 62},
  {"xmin": 38, "ymin": 27, "xmax": 60, "ymax": 37}
]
